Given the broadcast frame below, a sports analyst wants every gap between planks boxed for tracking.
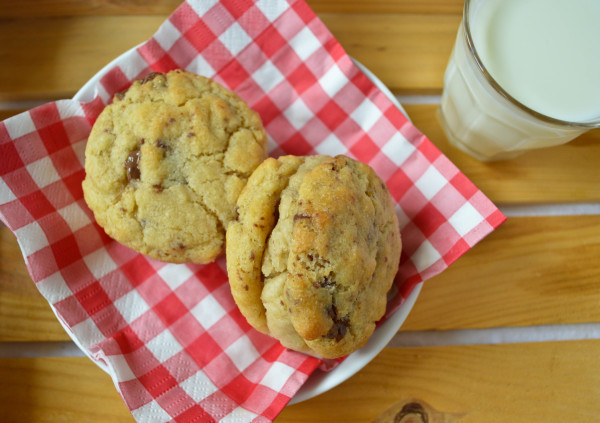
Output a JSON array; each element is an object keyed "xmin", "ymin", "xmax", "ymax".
[{"xmin": 4, "ymin": 321, "xmax": 600, "ymax": 358}]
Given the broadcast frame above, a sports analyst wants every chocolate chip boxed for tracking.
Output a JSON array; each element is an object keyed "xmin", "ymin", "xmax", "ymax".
[
  {"xmin": 327, "ymin": 304, "xmax": 337, "ymax": 320},
  {"xmin": 325, "ymin": 304, "xmax": 349, "ymax": 342},
  {"xmin": 319, "ymin": 275, "xmax": 335, "ymax": 288},
  {"xmin": 293, "ymin": 213, "xmax": 311, "ymax": 222},
  {"xmin": 243, "ymin": 285, "xmax": 249, "ymax": 291},
  {"xmin": 141, "ymin": 72, "xmax": 162, "ymax": 84},
  {"xmin": 114, "ymin": 89, "xmax": 127, "ymax": 100},
  {"xmin": 155, "ymin": 139, "xmax": 168, "ymax": 150},
  {"xmin": 125, "ymin": 149, "xmax": 141, "ymax": 181},
  {"xmin": 326, "ymin": 318, "xmax": 349, "ymax": 342},
  {"xmin": 327, "ymin": 161, "xmax": 340, "ymax": 172},
  {"xmin": 312, "ymin": 274, "xmax": 335, "ymax": 289}
]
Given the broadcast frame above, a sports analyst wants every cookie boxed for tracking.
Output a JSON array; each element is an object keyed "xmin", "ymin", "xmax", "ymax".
[
  {"xmin": 82, "ymin": 70, "xmax": 268, "ymax": 264},
  {"xmin": 226, "ymin": 155, "xmax": 401, "ymax": 358}
]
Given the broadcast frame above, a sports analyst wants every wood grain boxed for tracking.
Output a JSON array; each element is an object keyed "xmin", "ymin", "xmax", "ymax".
[
  {"xmin": 404, "ymin": 105, "xmax": 600, "ymax": 204},
  {"xmin": 0, "ymin": 14, "xmax": 458, "ymax": 101},
  {"xmin": 0, "ymin": 357, "xmax": 132, "ymax": 422},
  {"xmin": 321, "ymin": 13, "xmax": 457, "ymax": 94},
  {"xmin": 280, "ymin": 341, "xmax": 600, "ymax": 422},
  {"xmin": 0, "ymin": 16, "xmax": 164, "ymax": 101},
  {"xmin": 0, "ymin": 227, "xmax": 69, "ymax": 341},
  {"xmin": 3, "ymin": 215, "xmax": 600, "ymax": 341},
  {"xmin": 401, "ymin": 215, "xmax": 600, "ymax": 331},
  {"xmin": 0, "ymin": 109, "xmax": 25, "ymax": 121},
  {"xmin": 2, "ymin": 341, "xmax": 599, "ymax": 422},
  {"xmin": 310, "ymin": 0, "xmax": 463, "ymax": 15},
  {"xmin": 0, "ymin": 0, "xmax": 464, "ymax": 17}
]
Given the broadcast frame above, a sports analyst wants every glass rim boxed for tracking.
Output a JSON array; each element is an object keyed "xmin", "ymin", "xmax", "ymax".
[{"xmin": 462, "ymin": 0, "xmax": 600, "ymax": 129}]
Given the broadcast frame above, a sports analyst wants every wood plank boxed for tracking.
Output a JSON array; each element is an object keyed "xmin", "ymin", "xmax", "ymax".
[
  {"xmin": 2, "ymin": 341, "xmax": 599, "ymax": 422},
  {"xmin": 3, "ymin": 216, "xmax": 600, "ymax": 341},
  {"xmin": 0, "ymin": 0, "xmax": 464, "ymax": 17},
  {"xmin": 0, "ymin": 16, "xmax": 165, "ymax": 101},
  {"xmin": 321, "ymin": 13, "xmax": 457, "ymax": 94},
  {"xmin": 405, "ymin": 104, "xmax": 600, "ymax": 204},
  {"xmin": 0, "ymin": 0, "xmax": 180, "ymax": 17},
  {"xmin": 0, "ymin": 109, "xmax": 26, "ymax": 121},
  {"xmin": 0, "ymin": 227, "xmax": 70, "ymax": 342},
  {"xmin": 311, "ymin": 0, "xmax": 463, "ymax": 15},
  {"xmin": 402, "ymin": 215, "xmax": 600, "ymax": 331},
  {"xmin": 280, "ymin": 341, "xmax": 600, "ymax": 422},
  {"xmin": 0, "ymin": 108, "xmax": 28, "ymax": 121},
  {"xmin": 0, "ymin": 357, "xmax": 132, "ymax": 422},
  {"xmin": 0, "ymin": 14, "xmax": 458, "ymax": 101}
]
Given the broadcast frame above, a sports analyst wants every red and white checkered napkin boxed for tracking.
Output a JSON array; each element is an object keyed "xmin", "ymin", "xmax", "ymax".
[{"xmin": 0, "ymin": 0, "xmax": 505, "ymax": 421}]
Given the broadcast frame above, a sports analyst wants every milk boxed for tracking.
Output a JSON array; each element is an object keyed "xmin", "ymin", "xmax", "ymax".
[{"xmin": 438, "ymin": 0, "xmax": 600, "ymax": 161}]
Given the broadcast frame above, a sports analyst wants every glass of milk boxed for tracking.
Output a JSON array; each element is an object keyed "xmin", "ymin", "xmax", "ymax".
[{"xmin": 438, "ymin": 0, "xmax": 600, "ymax": 161}]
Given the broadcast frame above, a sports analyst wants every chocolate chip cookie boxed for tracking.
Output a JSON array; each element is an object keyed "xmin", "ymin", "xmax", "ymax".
[
  {"xmin": 226, "ymin": 155, "xmax": 401, "ymax": 358},
  {"xmin": 82, "ymin": 70, "xmax": 268, "ymax": 264}
]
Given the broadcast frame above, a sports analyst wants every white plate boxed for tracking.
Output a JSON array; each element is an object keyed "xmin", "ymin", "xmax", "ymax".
[{"xmin": 64, "ymin": 46, "xmax": 422, "ymax": 404}]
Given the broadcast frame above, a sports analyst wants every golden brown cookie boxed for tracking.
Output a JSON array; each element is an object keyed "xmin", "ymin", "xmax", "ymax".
[
  {"xmin": 82, "ymin": 70, "xmax": 267, "ymax": 264},
  {"xmin": 226, "ymin": 155, "xmax": 401, "ymax": 358}
]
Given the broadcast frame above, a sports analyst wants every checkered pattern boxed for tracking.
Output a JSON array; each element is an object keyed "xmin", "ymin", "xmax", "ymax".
[{"xmin": 0, "ymin": 0, "xmax": 505, "ymax": 421}]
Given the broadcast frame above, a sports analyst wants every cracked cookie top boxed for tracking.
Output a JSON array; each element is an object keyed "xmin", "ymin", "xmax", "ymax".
[
  {"xmin": 226, "ymin": 155, "xmax": 401, "ymax": 358},
  {"xmin": 82, "ymin": 70, "xmax": 267, "ymax": 264}
]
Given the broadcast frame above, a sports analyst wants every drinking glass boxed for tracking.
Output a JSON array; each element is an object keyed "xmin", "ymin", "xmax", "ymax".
[{"xmin": 438, "ymin": 0, "xmax": 600, "ymax": 161}]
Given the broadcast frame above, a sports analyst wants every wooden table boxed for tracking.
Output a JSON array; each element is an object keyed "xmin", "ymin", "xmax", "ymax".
[{"xmin": 1, "ymin": 1, "xmax": 600, "ymax": 422}]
